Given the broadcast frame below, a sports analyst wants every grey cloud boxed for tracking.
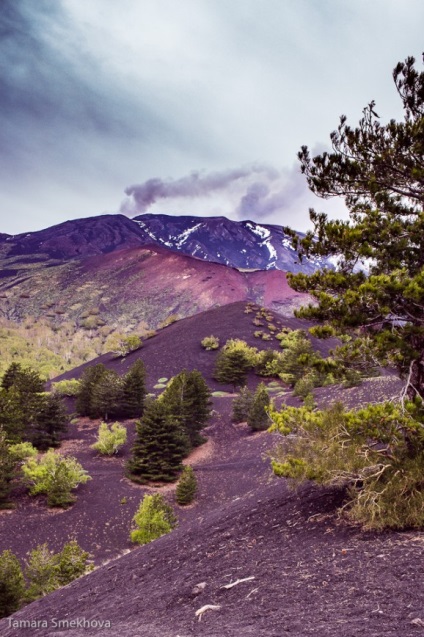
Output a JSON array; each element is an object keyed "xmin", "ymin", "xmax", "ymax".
[{"xmin": 0, "ymin": 0, "xmax": 168, "ymax": 175}]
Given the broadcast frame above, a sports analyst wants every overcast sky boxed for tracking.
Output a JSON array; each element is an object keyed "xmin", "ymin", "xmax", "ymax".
[{"xmin": 1, "ymin": 0, "xmax": 423, "ymax": 235}]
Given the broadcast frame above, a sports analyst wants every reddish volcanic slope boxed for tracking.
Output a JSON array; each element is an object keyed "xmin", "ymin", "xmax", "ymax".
[{"xmin": 1, "ymin": 245, "xmax": 309, "ymax": 325}]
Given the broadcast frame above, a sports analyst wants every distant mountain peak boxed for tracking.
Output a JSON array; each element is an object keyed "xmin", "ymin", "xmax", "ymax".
[
  {"xmin": 131, "ymin": 213, "xmax": 333, "ymax": 273},
  {"xmin": 0, "ymin": 212, "xmax": 336, "ymax": 273}
]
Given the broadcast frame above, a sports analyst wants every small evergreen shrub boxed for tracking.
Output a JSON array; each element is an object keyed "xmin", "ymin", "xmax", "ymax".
[
  {"xmin": 247, "ymin": 383, "xmax": 271, "ymax": 431},
  {"xmin": 130, "ymin": 494, "xmax": 177, "ymax": 544},
  {"xmin": 201, "ymin": 336, "xmax": 220, "ymax": 350},
  {"xmin": 176, "ymin": 466, "xmax": 197, "ymax": 505},
  {"xmin": 293, "ymin": 376, "xmax": 315, "ymax": 399},
  {"xmin": 232, "ymin": 387, "xmax": 254, "ymax": 423},
  {"xmin": 91, "ymin": 422, "xmax": 127, "ymax": 455}
]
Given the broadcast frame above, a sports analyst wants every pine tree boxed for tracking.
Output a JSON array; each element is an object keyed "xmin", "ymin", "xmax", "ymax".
[
  {"xmin": 176, "ymin": 465, "xmax": 197, "ymax": 505},
  {"xmin": 161, "ymin": 370, "xmax": 211, "ymax": 447},
  {"xmin": 0, "ymin": 388, "xmax": 26, "ymax": 442},
  {"xmin": 121, "ymin": 359, "xmax": 146, "ymax": 418},
  {"xmin": 1, "ymin": 363, "xmax": 23, "ymax": 391},
  {"xmin": 76, "ymin": 364, "xmax": 107, "ymax": 417},
  {"xmin": 0, "ymin": 550, "xmax": 25, "ymax": 618},
  {"xmin": 287, "ymin": 54, "xmax": 424, "ymax": 401},
  {"xmin": 248, "ymin": 383, "xmax": 271, "ymax": 431},
  {"xmin": 89, "ymin": 369, "xmax": 123, "ymax": 420},
  {"xmin": 0, "ymin": 365, "xmax": 45, "ymax": 442},
  {"xmin": 30, "ymin": 394, "xmax": 68, "ymax": 450},
  {"xmin": 127, "ymin": 400, "xmax": 189, "ymax": 484},
  {"xmin": 214, "ymin": 349, "xmax": 251, "ymax": 390},
  {"xmin": 1, "ymin": 363, "xmax": 44, "ymax": 394},
  {"xmin": 232, "ymin": 386, "xmax": 254, "ymax": 423},
  {"xmin": 267, "ymin": 55, "xmax": 424, "ymax": 530}
]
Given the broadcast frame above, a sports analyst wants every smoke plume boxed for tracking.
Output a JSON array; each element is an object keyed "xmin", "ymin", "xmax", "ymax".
[{"xmin": 120, "ymin": 165, "xmax": 278, "ymax": 215}]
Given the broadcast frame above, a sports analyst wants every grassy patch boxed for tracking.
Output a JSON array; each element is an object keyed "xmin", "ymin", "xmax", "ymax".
[{"xmin": 211, "ymin": 391, "xmax": 234, "ymax": 397}]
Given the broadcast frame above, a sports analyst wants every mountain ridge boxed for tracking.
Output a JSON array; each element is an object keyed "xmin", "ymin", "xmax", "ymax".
[{"xmin": 1, "ymin": 212, "xmax": 334, "ymax": 273}]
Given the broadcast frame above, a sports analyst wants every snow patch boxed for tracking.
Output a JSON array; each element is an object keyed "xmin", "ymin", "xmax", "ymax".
[{"xmin": 176, "ymin": 223, "xmax": 202, "ymax": 247}]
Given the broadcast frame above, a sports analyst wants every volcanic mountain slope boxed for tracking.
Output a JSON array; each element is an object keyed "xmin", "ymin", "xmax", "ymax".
[
  {"xmin": 0, "ymin": 244, "xmax": 309, "ymax": 327},
  {"xmin": 1, "ymin": 303, "xmax": 419, "ymax": 637},
  {"xmin": 0, "ymin": 212, "xmax": 335, "ymax": 275},
  {"xmin": 133, "ymin": 213, "xmax": 333, "ymax": 272}
]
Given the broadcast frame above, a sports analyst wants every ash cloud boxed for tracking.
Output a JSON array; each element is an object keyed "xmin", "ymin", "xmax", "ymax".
[
  {"xmin": 120, "ymin": 163, "xmax": 317, "ymax": 227},
  {"xmin": 236, "ymin": 164, "xmax": 308, "ymax": 220},
  {"xmin": 121, "ymin": 165, "xmax": 279, "ymax": 214}
]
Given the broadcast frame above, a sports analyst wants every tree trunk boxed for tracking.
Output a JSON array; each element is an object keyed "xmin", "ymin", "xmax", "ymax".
[{"xmin": 407, "ymin": 351, "xmax": 424, "ymax": 401}]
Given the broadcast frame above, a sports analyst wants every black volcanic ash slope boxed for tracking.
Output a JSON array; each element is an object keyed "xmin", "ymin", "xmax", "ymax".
[{"xmin": 1, "ymin": 483, "xmax": 422, "ymax": 637}]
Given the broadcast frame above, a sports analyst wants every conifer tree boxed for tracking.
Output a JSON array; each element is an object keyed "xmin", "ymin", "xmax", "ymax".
[
  {"xmin": 232, "ymin": 386, "xmax": 254, "ymax": 423},
  {"xmin": 161, "ymin": 370, "xmax": 211, "ymax": 447},
  {"xmin": 0, "ymin": 388, "xmax": 26, "ymax": 442},
  {"xmin": 287, "ymin": 54, "xmax": 424, "ymax": 401},
  {"xmin": 1, "ymin": 363, "xmax": 23, "ymax": 391},
  {"xmin": 127, "ymin": 400, "xmax": 189, "ymax": 484},
  {"xmin": 90, "ymin": 369, "xmax": 123, "ymax": 420},
  {"xmin": 0, "ymin": 550, "xmax": 25, "ymax": 618},
  {"xmin": 0, "ymin": 430, "xmax": 17, "ymax": 507},
  {"xmin": 30, "ymin": 394, "xmax": 68, "ymax": 450},
  {"xmin": 248, "ymin": 383, "xmax": 271, "ymax": 431},
  {"xmin": 268, "ymin": 55, "xmax": 424, "ymax": 530},
  {"xmin": 176, "ymin": 465, "xmax": 197, "ymax": 505},
  {"xmin": 121, "ymin": 359, "xmax": 146, "ymax": 418},
  {"xmin": 214, "ymin": 349, "xmax": 251, "ymax": 390},
  {"xmin": 76, "ymin": 364, "xmax": 107, "ymax": 417},
  {"xmin": 0, "ymin": 364, "xmax": 45, "ymax": 441}
]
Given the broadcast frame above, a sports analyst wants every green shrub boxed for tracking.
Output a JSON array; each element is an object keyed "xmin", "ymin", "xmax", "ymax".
[
  {"xmin": 269, "ymin": 401, "xmax": 424, "ymax": 530},
  {"xmin": 0, "ymin": 432, "xmax": 17, "ymax": 506},
  {"xmin": 25, "ymin": 541, "xmax": 91, "ymax": 601},
  {"xmin": 0, "ymin": 550, "xmax": 25, "ymax": 618},
  {"xmin": 158, "ymin": 314, "xmax": 179, "ymax": 329},
  {"xmin": 107, "ymin": 334, "xmax": 142, "ymax": 357},
  {"xmin": 8, "ymin": 442, "xmax": 37, "ymax": 461},
  {"xmin": 91, "ymin": 422, "xmax": 127, "ymax": 455},
  {"xmin": 51, "ymin": 379, "xmax": 81, "ymax": 397},
  {"xmin": 176, "ymin": 466, "xmax": 197, "ymax": 505},
  {"xmin": 130, "ymin": 494, "xmax": 177, "ymax": 544},
  {"xmin": 293, "ymin": 376, "xmax": 315, "ymax": 399},
  {"xmin": 22, "ymin": 450, "xmax": 91, "ymax": 508},
  {"xmin": 201, "ymin": 335, "xmax": 220, "ymax": 350}
]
